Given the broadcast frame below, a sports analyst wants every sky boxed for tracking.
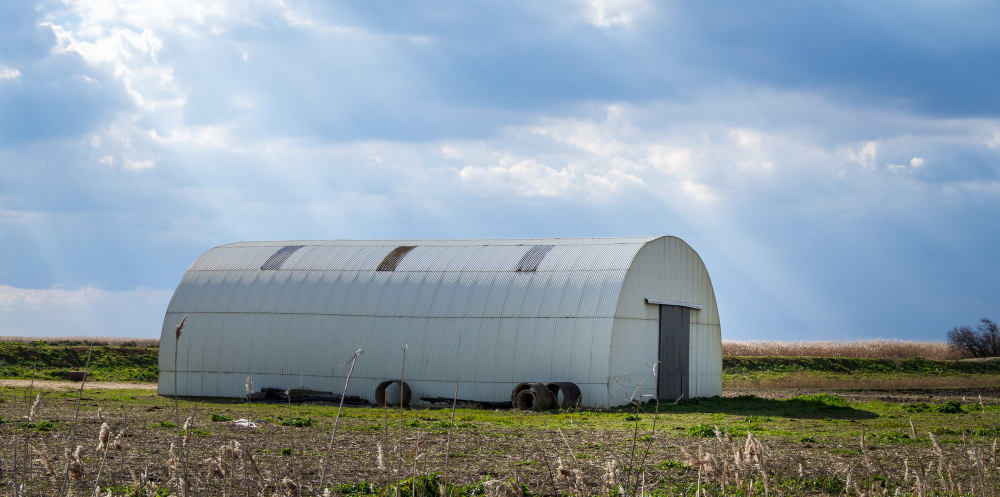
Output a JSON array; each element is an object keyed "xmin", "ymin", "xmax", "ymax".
[{"xmin": 1, "ymin": 1, "xmax": 998, "ymax": 341}]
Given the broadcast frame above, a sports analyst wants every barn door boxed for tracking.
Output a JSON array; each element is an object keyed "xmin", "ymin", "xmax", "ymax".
[{"xmin": 658, "ymin": 305, "xmax": 690, "ymax": 401}]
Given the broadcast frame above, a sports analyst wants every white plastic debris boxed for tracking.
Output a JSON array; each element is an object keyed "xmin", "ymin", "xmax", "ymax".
[{"xmin": 232, "ymin": 419, "xmax": 257, "ymax": 428}]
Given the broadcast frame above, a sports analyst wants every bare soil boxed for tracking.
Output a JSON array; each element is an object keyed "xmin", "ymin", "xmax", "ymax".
[
  {"xmin": 3, "ymin": 382, "xmax": 998, "ymax": 496},
  {"xmin": 0, "ymin": 379, "xmax": 158, "ymax": 390}
]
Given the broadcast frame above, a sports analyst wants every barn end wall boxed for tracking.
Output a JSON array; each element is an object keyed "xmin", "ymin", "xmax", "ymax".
[{"xmin": 607, "ymin": 237, "xmax": 722, "ymax": 404}]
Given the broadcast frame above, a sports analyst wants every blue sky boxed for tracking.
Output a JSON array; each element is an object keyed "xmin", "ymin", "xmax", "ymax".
[{"xmin": 1, "ymin": 1, "xmax": 998, "ymax": 340}]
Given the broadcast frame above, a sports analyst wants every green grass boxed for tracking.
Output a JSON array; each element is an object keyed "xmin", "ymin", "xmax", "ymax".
[
  {"xmin": 0, "ymin": 341, "xmax": 158, "ymax": 382},
  {"xmin": 3, "ymin": 342, "xmax": 998, "ymax": 387},
  {"xmin": 724, "ymin": 356, "xmax": 1000, "ymax": 375}
]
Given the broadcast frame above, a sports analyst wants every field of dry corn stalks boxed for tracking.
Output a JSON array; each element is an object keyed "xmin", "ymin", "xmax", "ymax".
[
  {"xmin": 2, "ymin": 381, "xmax": 999, "ymax": 497},
  {"xmin": 722, "ymin": 340, "xmax": 959, "ymax": 360},
  {"xmin": 1, "ymin": 333, "xmax": 997, "ymax": 496},
  {"xmin": 1, "ymin": 338, "xmax": 962, "ymax": 360}
]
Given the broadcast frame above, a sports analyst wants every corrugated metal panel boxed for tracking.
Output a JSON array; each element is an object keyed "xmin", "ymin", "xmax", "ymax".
[
  {"xmin": 189, "ymin": 246, "xmax": 276, "ymax": 271},
  {"xmin": 158, "ymin": 236, "xmax": 720, "ymax": 407}
]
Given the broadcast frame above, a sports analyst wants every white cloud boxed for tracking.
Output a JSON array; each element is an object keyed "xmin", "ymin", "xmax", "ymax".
[
  {"xmin": 0, "ymin": 65, "xmax": 21, "ymax": 81},
  {"xmin": 87, "ymin": 113, "xmax": 159, "ymax": 169},
  {"xmin": 849, "ymin": 141, "xmax": 878, "ymax": 169},
  {"xmin": 0, "ymin": 285, "xmax": 172, "ymax": 337},
  {"xmin": 47, "ymin": 22, "xmax": 184, "ymax": 111},
  {"xmin": 582, "ymin": 0, "xmax": 650, "ymax": 28},
  {"xmin": 457, "ymin": 157, "xmax": 642, "ymax": 198}
]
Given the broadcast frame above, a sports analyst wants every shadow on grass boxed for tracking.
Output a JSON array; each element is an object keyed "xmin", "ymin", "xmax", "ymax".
[{"xmin": 648, "ymin": 394, "xmax": 877, "ymax": 420}]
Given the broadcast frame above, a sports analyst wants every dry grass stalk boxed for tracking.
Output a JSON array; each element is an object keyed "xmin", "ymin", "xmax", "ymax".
[
  {"xmin": 60, "ymin": 346, "xmax": 92, "ymax": 497},
  {"xmin": 112, "ymin": 430, "xmax": 123, "ymax": 452},
  {"xmin": 167, "ymin": 443, "xmax": 180, "ymax": 485},
  {"xmin": 244, "ymin": 375, "xmax": 253, "ymax": 491},
  {"xmin": 0, "ymin": 335, "xmax": 160, "ymax": 346},
  {"xmin": 28, "ymin": 393, "xmax": 41, "ymax": 421},
  {"xmin": 929, "ymin": 432, "xmax": 944, "ymax": 456},
  {"xmin": 444, "ymin": 375, "xmax": 461, "ymax": 495},
  {"xmin": 555, "ymin": 457, "xmax": 587, "ymax": 495},
  {"xmin": 394, "ymin": 343, "xmax": 408, "ymax": 496},
  {"xmin": 282, "ymin": 477, "xmax": 299, "ymax": 497},
  {"xmin": 15, "ymin": 390, "xmax": 43, "ymax": 496},
  {"xmin": 538, "ymin": 452, "xmax": 560, "ymax": 497},
  {"xmin": 318, "ymin": 347, "xmax": 364, "ymax": 491},
  {"xmin": 172, "ymin": 314, "xmax": 189, "ymax": 497},
  {"xmin": 631, "ymin": 389, "xmax": 668, "ymax": 497},
  {"xmin": 482, "ymin": 479, "xmax": 521, "ymax": 497},
  {"xmin": 722, "ymin": 339, "xmax": 958, "ymax": 360},
  {"xmin": 92, "ymin": 421, "xmax": 115, "ymax": 494},
  {"xmin": 32, "ymin": 444, "xmax": 58, "ymax": 480},
  {"xmin": 96, "ymin": 423, "xmax": 110, "ymax": 451},
  {"xmin": 66, "ymin": 445, "xmax": 84, "ymax": 480},
  {"xmin": 601, "ymin": 459, "xmax": 618, "ymax": 497},
  {"xmin": 114, "ymin": 414, "xmax": 128, "ymax": 491},
  {"xmin": 231, "ymin": 440, "xmax": 265, "ymax": 486}
]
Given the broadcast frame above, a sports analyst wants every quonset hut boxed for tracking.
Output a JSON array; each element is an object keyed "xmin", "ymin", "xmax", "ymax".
[{"xmin": 158, "ymin": 237, "xmax": 722, "ymax": 408}]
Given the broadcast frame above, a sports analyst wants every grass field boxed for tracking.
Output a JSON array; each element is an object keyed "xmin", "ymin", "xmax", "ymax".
[
  {"xmin": 2, "ymin": 340, "xmax": 999, "ymax": 496},
  {"xmin": 2, "ymin": 384, "xmax": 998, "ymax": 496}
]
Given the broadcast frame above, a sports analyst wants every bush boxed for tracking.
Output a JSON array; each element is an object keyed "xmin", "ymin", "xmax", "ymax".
[
  {"xmin": 278, "ymin": 416, "xmax": 314, "ymax": 427},
  {"xmin": 947, "ymin": 318, "xmax": 1000, "ymax": 358}
]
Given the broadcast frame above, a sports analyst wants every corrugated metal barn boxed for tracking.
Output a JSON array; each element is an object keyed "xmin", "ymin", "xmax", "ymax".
[{"xmin": 158, "ymin": 236, "xmax": 722, "ymax": 408}]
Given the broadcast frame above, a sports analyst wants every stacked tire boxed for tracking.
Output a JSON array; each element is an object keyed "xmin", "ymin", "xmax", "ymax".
[{"xmin": 511, "ymin": 382, "xmax": 581, "ymax": 410}]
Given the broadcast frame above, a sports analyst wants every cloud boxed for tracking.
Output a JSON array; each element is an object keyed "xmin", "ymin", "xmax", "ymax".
[
  {"xmin": 582, "ymin": 0, "xmax": 651, "ymax": 28},
  {"xmin": 0, "ymin": 285, "xmax": 172, "ymax": 337},
  {"xmin": 46, "ymin": 22, "xmax": 182, "ymax": 111},
  {"xmin": 0, "ymin": 65, "xmax": 20, "ymax": 81},
  {"xmin": 2, "ymin": 2, "xmax": 1000, "ymax": 342}
]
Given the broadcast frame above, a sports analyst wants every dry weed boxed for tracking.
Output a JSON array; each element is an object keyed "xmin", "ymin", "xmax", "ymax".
[
  {"xmin": 723, "ymin": 339, "xmax": 958, "ymax": 359},
  {"xmin": 0, "ymin": 336, "xmax": 159, "ymax": 346}
]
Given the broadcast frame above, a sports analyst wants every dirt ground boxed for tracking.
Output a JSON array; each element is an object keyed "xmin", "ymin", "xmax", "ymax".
[
  {"xmin": 725, "ymin": 386, "xmax": 1000, "ymax": 404},
  {"xmin": 2, "ymin": 383, "xmax": 999, "ymax": 496},
  {"xmin": 0, "ymin": 378, "xmax": 158, "ymax": 390}
]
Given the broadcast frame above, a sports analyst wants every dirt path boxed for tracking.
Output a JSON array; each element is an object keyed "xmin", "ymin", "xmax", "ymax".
[{"xmin": 0, "ymin": 378, "xmax": 157, "ymax": 390}]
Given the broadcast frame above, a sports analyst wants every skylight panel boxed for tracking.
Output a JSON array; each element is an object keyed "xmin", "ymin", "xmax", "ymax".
[
  {"xmin": 260, "ymin": 245, "xmax": 304, "ymax": 270},
  {"xmin": 377, "ymin": 245, "xmax": 416, "ymax": 271},
  {"xmin": 515, "ymin": 245, "xmax": 554, "ymax": 272}
]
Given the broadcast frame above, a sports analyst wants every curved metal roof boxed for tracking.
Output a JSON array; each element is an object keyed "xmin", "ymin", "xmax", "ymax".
[{"xmin": 171, "ymin": 237, "xmax": 657, "ymax": 319}]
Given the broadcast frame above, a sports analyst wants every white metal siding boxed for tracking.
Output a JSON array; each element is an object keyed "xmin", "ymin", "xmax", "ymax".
[{"xmin": 158, "ymin": 236, "xmax": 722, "ymax": 407}]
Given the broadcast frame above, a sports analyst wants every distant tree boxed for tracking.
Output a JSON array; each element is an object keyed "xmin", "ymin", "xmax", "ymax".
[{"xmin": 947, "ymin": 318, "xmax": 1000, "ymax": 358}]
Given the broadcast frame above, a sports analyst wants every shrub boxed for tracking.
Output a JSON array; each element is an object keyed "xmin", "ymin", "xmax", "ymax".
[
  {"xmin": 685, "ymin": 424, "xmax": 717, "ymax": 437},
  {"xmin": 795, "ymin": 393, "xmax": 850, "ymax": 408},
  {"xmin": 947, "ymin": 318, "xmax": 1000, "ymax": 358},
  {"xmin": 278, "ymin": 416, "xmax": 314, "ymax": 427},
  {"xmin": 904, "ymin": 401, "xmax": 965, "ymax": 414}
]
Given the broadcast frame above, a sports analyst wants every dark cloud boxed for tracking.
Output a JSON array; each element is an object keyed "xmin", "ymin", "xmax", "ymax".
[{"xmin": 1, "ymin": 0, "xmax": 998, "ymax": 339}]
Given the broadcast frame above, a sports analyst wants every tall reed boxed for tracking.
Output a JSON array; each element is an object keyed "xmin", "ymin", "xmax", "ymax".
[
  {"xmin": 723, "ymin": 339, "xmax": 958, "ymax": 360},
  {"xmin": 318, "ymin": 347, "xmax": 363, "ymax": 491},
  {"xmin": 172, "ymin": 315, "xmax": 190, "ymax": 497},
  {"xmin": 443, "ymin": 376, "xmax": 461, "ymax": 495},
  {"xmin": 59, "ymin": 346, "xmax": 92, "ymax": 497},
  {"xmin": 394, "ymin": 344, "xmax": 408, "ymax": 495}
]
